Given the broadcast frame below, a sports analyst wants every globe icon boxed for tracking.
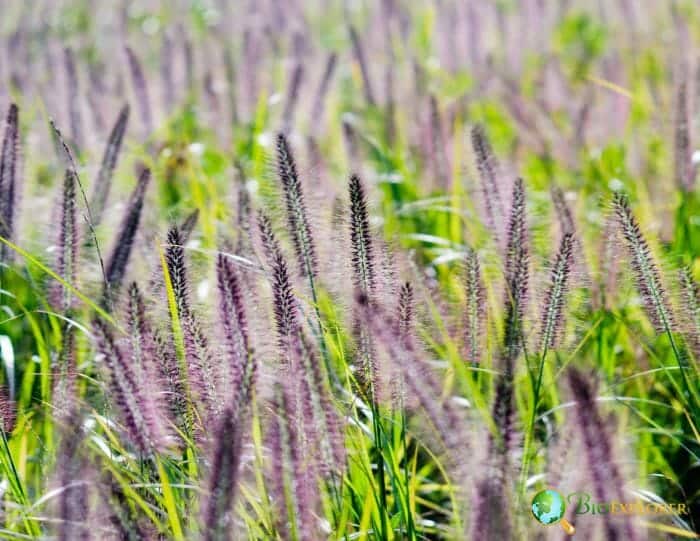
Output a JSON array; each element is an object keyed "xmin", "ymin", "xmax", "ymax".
[{"xmin": 531, "ymin": 489, "xmax": 566, "ymax": 525}]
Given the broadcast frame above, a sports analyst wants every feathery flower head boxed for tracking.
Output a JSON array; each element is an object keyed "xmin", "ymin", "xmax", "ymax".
[
  {"xmin": 613, "ymin": 192, "xmax": 674, "ymax": 334},
  {"xmin": 258, "ymin": 212, "xmax": 299, "ymax": 350},
  {"xmin": 124, "ymin": 46, "xmax": 153, "ymax": 137},
  {"xmin": 92, "ymin": 318, "xmax": 168, "ymax": 453},
  {"xmin": 538, "ymin": 232, "xmax": 575, "ymax": 352},
  {"xmin": 567, "ymin": 368, "xmax": 639, "ymax": 541},
  {"xmin": 216, "ymin": 253, "xmax": 255, "ymax": 415},
  {"xmin": 503, "ymin": 177, "xmax": 529, "ymax": 362},
  {"xmin": 165, "ymin": 226, "xmax": 190, "ymax": 317},
  {"xmin": 0, "ymin": 384, "xmax": 15, "ymax": 433},
  {"xmin": 52, "ymin": 169, "xmax": 79, "ymax": 311},
  {"xmin": 471, "ymin": 124, "xmax": 505, "ymax": 242},
  {"xmin": 201, "ymin": 406, "xmax": 244, "ymax": 541},
  {"xmin": 463, "ymin": 248, "xmax": 485, "ymax": 364},
  {"xmin": 90, "ymin": 104, "xmax": 130, "ymax": 226},
  {"xmin": 349, "ymin": 174, "xmax": 375, "ymax": 296},
  {"xmin": 276, "ymin": 133, "xmax": 317, "ymax": 279},
  {"xmin": 103, "ymin": 167, "xmax": 150, "ymax": 307},
  {"xmin": 0, "ymin": 103, "xmax": 19, "ymax": 261}
]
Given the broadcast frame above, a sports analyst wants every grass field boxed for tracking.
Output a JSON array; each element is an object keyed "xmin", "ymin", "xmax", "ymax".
[{"xmin": 0, "ymin": 1, "xmax": 697, "ymax": 539}]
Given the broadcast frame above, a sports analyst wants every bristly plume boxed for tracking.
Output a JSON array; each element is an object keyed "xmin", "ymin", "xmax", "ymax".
[
  {"xmin": 502, "ymin": 177, "xmax": 529, "ymax": 362},
  {"xmin": 179, "ymin": 209, "xmax": 199, "ymax": 243},
  {"xmin": 550, "ymin": 185, "xmax": 574, "ymax": 235},
  {"xmin": 125, "ymin": 283, "xmax": 163, "ymax": 404},
  {"xmin": 469, "ymin": 477, "xmax": 512, "ymax": 540},
  {"xmin": 680, "ymin": 267, "xmax": 700, "ymax": 361},
  {"xmin": 258, "ymin": 214, "xmax": 342, "ymax": 476},
  {"xmin": 268, "ymin": 381, "xmax": 318, "ymax": 541},
  {"xmin": 90, "ymin": 104, "xmax": 130, "ymax": 226},
  {"xmin": 257, "ymin": 213, "xmax": 299, "ymax": 355},
  {"xmin": 357, "ymin": 294, "xmax": 466, "ymax": 451},
  {"xmin": 348, "ymin": 25, "xmax": 376, "ymax": 106},
  {"xmin": 124, "ymin": 46, "xmax": 153, "ymax": 138},
  {"xmin": 538, "ymin": 232, "xmax": 574, "ymax": 352},
  {"xmin": 310, "ymin": 52, "xmax": 337, "ymax": 136},
  {"xmin": 165, "ymin": 227, "xmax": 190, "ymax": 317},
  {"xmin": 462, "ymin": 248, "xmax": 485, "ymax": 364},
  {"xmin": 674, "ymin": 80, "xmax": 693, "ymax": 192},
  {"xmin": 103, "ymin": 168, "xmax": 151, "ymax": 308},
  {"xmin": 160, "ymin": 32, "xmax": 175, "ymax": 111},
  {"xmin": 216, "ymin": 253, "xmax": 255, "ymax": 415},
  {"xmin": 550, "ymin": 185, "xmax": 592, "ymax": 291},
  {"xmin": 276, "ymin": 133, "xmax": 317, "ymax": 279},
  {"xmin": 487, "ymin": 178, "xmax": 529, "ymax": 479},
  {"xmin": 49, "ymin": 120, "xmax": 109, "ymax": 296},
  {"xmin": 92, "ymin": 319, "xmax": 167, "ymax": 453},
  {"xmin": 201, "ymin": 406, "xmax": 243, "ymax": 541},
  {"xmin": 56, "ymin": 409, "xmax": 89, "ymax": 541},
  {"xmin": 282, "ymin": 62, "xmax": 304, "ymax": 133},
  {"xmin": 0, "ymin": 103, "xmax": 19, "ymax": 262},
  {"xmin": 63, "ymin": 47, "xmax": 83, "ymax": 152},
  {"xmin": 165, "ymin": 227, "xmax": 217, "ymax": 419},
  {"xmin": 398, "ymin": 281, "xmax": 414, "ymax": 341},
  {"xmin": 296, "ymin": 332, "xmax": 345, "ymax": 479},
  {"xmin": 613, "ymin": 192, "xmax": 675, "ymax": 334},
  {"xmin": 471, "ymin": 124, "xmax": 505, "ymax": 244},
  {"xmin": 52, "ymin": 169, "xmax": 79, "ymax": 311},
  {"xmin": 429, "ymin": 95, "xmax": 449, "ymax": 189},
  {"xmin": 342, "ymin": 117, "xmax": 360, "ymax": 165},
  {"xmin": 349, "ymin": 174, "xmax": 375, "ymax": 296},
  {"xmin": 234, "ymin": 164, "xmax": 252, "ymax": 256},
  {"xmin": 152, "ymin": 328, "xmax": 187, "ymax": 434},
  {"xmin": 54, "ymin": 326, "xmax": 78, "ymax": 419},
  {"xmin": 223, "ymin": 48, "xmax": 238, "ymax": 126},
  {"xmin": 0, "ymin": 384, "xmax": 15, "ymax": 433},
  {"xmin": 567, "ymin": 368, "xmax": 639, "ymax": 541},
  {"xmin": 348, "ymin": 173, "xmax": 378, "ymax": 397},
  {"xmin": 392, "ymin": 281, "xmax": 414, "ymax": 408}
]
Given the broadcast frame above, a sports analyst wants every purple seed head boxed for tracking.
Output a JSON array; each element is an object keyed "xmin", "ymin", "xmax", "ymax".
[
  {"xmin": 92, "ymin": 318, "xmax": 168, "ymax": 453},
  {"xmin": 179, "ymin": 208, "xmax": 199, "ymax": 243},
  {"xmin": 349, "ymin": 174, "xmax": 375, "ymax": 296},
  {"xmin": 679, "ymin": 267, "xmax": 700, "ymax": 359},
  {"xmin": 538, "ymin": 232, "xmax": 574, "ymax": 352},
  {"xmin": 216, "ymin": 253, "xmax": 255, "ymax": 416},
  {"xmin": 63, "ymin": 47, "xmax": 83, "ymax": 152},
  {"xmin": 463, "ymin": 248, "xmax": 485, "ymax": 364},
  {"xmin": 398, "ymin": 281, "xmax": 414, "ymax": 342},
  {"xmin": 567, "ymin": 368, "xmax": 639, "ymax": 541},
  {"xmin": 613, "ymin": 192, "xmax": 674, "ymax": 334},
  {"xmin": 502, "ymin": 177, "xmax": 529, "ymax": 362},
  {"xmin": 674, "ymin": 80, "xmax": 693, "ymax": 192},
  {"xmin": 52, "ymin": 169, "xmax": 79, "ymax": 311},
  {"xmin": 471, "ymin": 124, "xmax": 505, "ymax": 243},
  {"xmin": 348, "ymin": 25, "xmax": 376, "ymax": 106},
  {"xmin": 0, "ymin": 384, "xmax": 15, "ymax": 433},
  {"xmin": 258, "ymin": 212, "xmax": 300, "ymax": 351},
  {"xmin": 276, "ymin": 133, "xmax": 317, "ymax": 279},
  {"xmin": 90, "ymin": 104, "xmax": 130, "ymax": 226},
  {"xmin": 310, "ymin": 52, "xmax": 337, "ymax": 136},
  {"xmin": 201, "ymin": 406, "xmax": 244, "ymax": 541},
  {"xmin": 165, "ymin": 226, "xmax": 190, "ymax": 317},
  {"xmin": 0, "ymin": 103, "xmax": 19, "ymax": 261},
  {"xmin": 282, "ymin": 62, "xmax": 304, "ymax": 132},
  {"xmin": 103, "ymin": 168, "xmax": 150, "ymax": 307},
  {"xmin": 124, "ymin": 46, "xmax": 153, "ymax": 137}
]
